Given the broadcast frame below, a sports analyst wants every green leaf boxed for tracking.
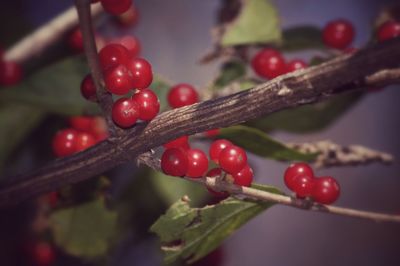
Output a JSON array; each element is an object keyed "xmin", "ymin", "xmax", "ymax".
[
  {"xmin": 281, "ymin": 25, "xmax": 324, "ymax": 51},
  {"xmin": 0, "ymin": 57, "xmax": 99, "ymax": 116},
  {"xmin": 0, "ymin": 103, "xmax": 45, "ymax": 174},
  {"xmin": 50, "ymin": 198, "xmax": 117, "ymax": 259},
  {"xmin": 248, "ymin": 92, "xmax": 364, "ymax": 133},
  {"xmin": 213, "ymin": 60, "xmax": 247, "ymax": 90},
  {"xmin": 218, "ymin": 125, "xmax": 316, "ymax": 161},
  {"xmin": 221, "ymin": 0, "xmax": 281, "ymax": 47},
  {"xmin": 150, "ymin": 170, "xmax": 208, "ymax": 207},
  {"xmin": 150, "ymin": 192, "xmax": 279, "ymax": 264},
  {"xmin": 149, "ymin": 75, "xmax": 171, "ymax": 112}
]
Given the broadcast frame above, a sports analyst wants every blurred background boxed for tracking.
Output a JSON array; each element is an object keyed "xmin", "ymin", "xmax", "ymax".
[{"xmin": 0, "ymin": 0, "xmax": 399, "ymax": 265}]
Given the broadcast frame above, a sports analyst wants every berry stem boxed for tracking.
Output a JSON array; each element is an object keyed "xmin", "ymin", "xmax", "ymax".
[{"xmin": 75, "ymin": 0, "xmax": 122, "ymax": 138}]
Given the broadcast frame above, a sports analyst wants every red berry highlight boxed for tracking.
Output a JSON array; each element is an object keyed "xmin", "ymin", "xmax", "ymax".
[
  {"xmin": 232, "ymin": 164, "xmax": 254, "ymax": 187},
  {"xmin": 0, "ymin": 61, "xmax": 23, "ymax": 86},
  {"xmin": 186, "ymin": 149, "xmax": 209, "ymax": 178},
  {"xmin": 312, "ymin": 176, "xmax": 340, "ymax": 204},
  {"xmin": 112, "ymin": 97, "xmax": 140, "ymax": 128},
  {"xmin": 131, "ymin": 88, "xmax": 160, "ymax": 121},
  {"xmin": 322, "ymin": 19, "xmax": 355, "ymax": 49},
  {"xmin": 218, "ymin": 145, "xmax": 247, "ymax": 174},
  {"xmin": 209, "ymin": 139, "xmax": 233, "ymax": 164},
  {"xmin": 251, "ymin": 48, "xmax": 286, "ymax": 79},
  {"xmin": 286, "ymin": 59, "xmax": 307, "ymax": 73},
  {"xmin": 128, "ymin": 57, "xmax": 153, "ymax": 89},
  {"xmin": 75, "ymin": 132, "xmax": 96, "ymax": 152},
  {"xmin": 167, "ymin": 83, "xmax": 199, "ymax": 108},
  {"xmin": 284, "ymin": 163, "xmax": 314, "ymax": 192},
  {"xmin": 104, "ymin": 64, "xmax": 133, "ymax": 95},
  {"xmin": 377, "ymin": 21, "xmax": 400, "ymax": 42},
  {"xmin": 161, "ymin": 148, "xmax": 188, "ymax": 177},
  {"xmin": 52, "ymin": 128, "xmax": 78, "ymax": 157}
]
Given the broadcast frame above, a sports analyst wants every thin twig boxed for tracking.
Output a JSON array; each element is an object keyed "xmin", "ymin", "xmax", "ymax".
[
  {"xmin": 75, "ymin": 0, "xmax": 121, "ymax": 137},
  {"xmin": 4, "ymin": 3, "xmax": 103, "ymax": 63}
]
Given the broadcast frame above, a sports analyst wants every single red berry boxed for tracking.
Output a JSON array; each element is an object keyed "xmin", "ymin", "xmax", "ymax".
[
  {"xmin": 69, "ymin": 116, "xmax": 94, "ymax": 132},
  {"xmin": 116, "ymin": 5, "xmax": 139, "ymax": 27},
  {"xmin": 322, "ymin": 19, "xmax": 355, "ymax": 49},
  {"xmin": 167, "ymin": 83, "xmax": 199, "ymax": 108},
  {"xmin": 161, "ymin": 148, "xmax": 188, "ymax": 177},
  {"xmin": 68, "ymin": 28, "xmax": 84, "ymax": 52},
  {"xmin": 31, "ymin": 242, "xmax": 56, "ymax": 266},
  {"xmin": 100, "ymin": 0, "xmax": 132, "ymax": 15},
  {"xmin": 186, "ymin": 149, "xmax": 209, "ymax": 178},
  {"xmin": 75, "ymin": 132, "xmax": 96, "ymax": 152},
  {"xmin": 286, "ymin": 59, "xmax": 307, "ymax": 73},
  {"xmin": 204, "ymin": 128, "xmax": 220, "ymax": 138},
  {"xmin": 377, "ymin": 20, "xmax": 400, "ymax": 42},
  {"xmin": 232, "ymin": 164, "xmax": 253, "ymax": 187},
  {"xmin": 80, "ymin": 74, "xmax": 97, "ymax": 101},
  {"xmin": 292, "ymin": 174, "xmax": 315, "ymax": 198},
  {"xmin": 111, "ymin": 97, "xmax": 140, "ymax": 128},
  {"xmin": 117, "ymin": 36, "xmax": 141, "ymax": 57},
  {"xmin": 163, "ymin": 136, "xmax": 190, "ymax": 150},
  {"xmin": 127, "ymin": 57, "xmax": 153, "ymax": 89},
  {"xmin": 218, "ymin": 145, "xmax": 247, "ymax": 174},
  {"xmin": 251, "ymin": 48, "xmax": 286, "ymax": 79},
  {"xmin": 0, "ymin": 61, "xmax": 23, "ymax": 86},
  {"xmin": 209, "ymin": 139, "xmax": 233, "ymax": 164},
  {"xmin": 131, "ymin": 89, "xmax": 160, "ymax": 121},
  {"xmin": 284, "ymin": 163, "xmax": 314, "ymax": 191},
  {"xmin": 99, "ymin": 43, "xmax": 130, "ymax": 70},
  {"xmin": 312, "ymin": 176, "xmax": 340, "ymax": 204},
  {"xmin": 104, "ymin": 64, "xmax": 133, "ymax": 95},
  {"xmin": 52, "ymin": 129, "xmax": 78, "ymax": 157},
  {"xmin": 205, "ymin": 168, "xmax": 229, "ymax": 198}
]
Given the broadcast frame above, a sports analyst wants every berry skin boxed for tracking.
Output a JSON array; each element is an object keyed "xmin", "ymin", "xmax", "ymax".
[
  {"xmin": 161, "ymin": 148, "xmax": 188, "ymax": 177},
  {"xmin": 284, "ymin": 163, "xmax": 314, "ymax": 192},
  {"xmin": 69, "ymin": 116, "xmax": 94, "ymax": 132},
  {"xmin": 167, "ymin": 83, "xmax": 199, "ymax": 108},
  {"xmin": 204, "ymin": 129, "xmax": 220, "ymax": 138},
  {"xmin": 131, "ymin": 88, "xmax": 160, "ymax": 121},
  {"xmin": 0, "ymin": 61, "xmax": 23, "ymax": 86},
  {"xmin": 312, "ymin": 176, "xmax": 340, "ymax": 204},
  {"xmin": 80, "ymin": 74, "xmax": 97, "ymax": 101},
  {"xmin": 52, "ymin": 129, "xmax": 78, "ymax": 157},
  {"xmin": 209, "ymin": 139, "xmax": 233, "ymax": 164},
  {"xmin": 286, "ymin": 59, "xmax": 307, "ymax": 73},
  {"xmin": 111, "ymin": 97, "xmax": 140, "ymax": 128},
  {"xmin": 118, "ymin": 36, "xmax": 141, "ymax": 57},
  {"xmin": 251, "ymin": 48, "xmax": 286, "ymax": 79},
  {"xmin": 218, "ymin": 145, "xmax": 247, "ymax": 174},
  {"xmin": 68, "ymin": 28, "xmax": 84, "ymax": 52},
  {"xmin": 117, "ymin": 5, "xmax": 139, "ymax": 27},
  {"xmin": 292, "ymin": 174, "xmax": 315, "ymax": 198},
  {"xmin": 205, "ymin": 168, "xmax": 229, "ymax": 198},
  {"xmin": 99, "ymin": 43, "xmax": 130, "ymax": 70},
  {"xmin": 127, "ymin": 57, "xmax": 153, "ymax": 89},
  {"xmin": 322, "ymin": 19, "xmax": 355, "ymax": 49},
  {"xmin": 232, "ymin": 164, "xmax": 253, "ymax": 187},
  {"xmin": 163, "ymin": 136, "xmax": 190, "ymax": 150},
  {"xmin": 104, "ymin": 64, "xmax": 133, "ymax": 95},
  {"xmin": 186, "ymin": 149, "xmax": 209, "ymax": 178},
  {"xmin": 377, "ymin": 21, "xmax": 400, "ymax": 42},
  {"xmin": 31, "ymin": 242, "xmax": 56, "ymax": 266},
  {"xmin": 75, "ymin": 132, "xmax": 96, "ymax": 152},
  {"xmin": 101, "ymin": 0, "xmax": 132, "ymax": 15}
]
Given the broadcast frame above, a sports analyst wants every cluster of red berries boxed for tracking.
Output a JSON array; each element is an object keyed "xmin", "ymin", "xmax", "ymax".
[
  {"xmin": 161, "ymin": 137, "xmax": 253, "ymax": 196},
  {"xmin": 52, "ymin": 116, "xmax": 108, "ymax": 157},
  {"xmin": 284, "ymin": 162, "xmax": 340, "ymax": 204},
  {"xmin": 0, "ymin": 47, "xmax": 23, "ymax": 86}
]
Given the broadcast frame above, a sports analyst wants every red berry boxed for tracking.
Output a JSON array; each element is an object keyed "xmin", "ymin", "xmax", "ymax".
[
  {"xmin": 292, "ymin": 174, "xmax": 315, "ymax": 198},
  {"xmin": 52, "ymin": 129, "xmax": 78, "ymax": 157},
  {"xmin": 232, "ymin": 164, "xmax": 253, "ymax": 187},
  {"xmin": 218, "ymin": 145, "xmax": 247, "ymax": 174},
  {"xmin": 101, "ymin": 0, "xmax": 132, "ymax": 15},
  {"xmin": 167, "ymin": 83, "xmax": 199, "ymax": 108},
  {"xmin": 31, "ymin": 242, "xmax": 56, "ymax": 266},
  {"xmin": 111, "ymin": 97, "xmax": 140, "ymax": 128},
  {"xmin": 118, "ymin": 36, "xmax": 141, "ymax": 57},
  {"xmin": 0, "ymin": 61, "xmax": 23, "ymax": 86},
  {"xmin": 75, "ymin": 132, "xmax": 96, "ymax": 152},
  {"xmin": 68, "ymin": 28, "xmax": 84, "ymax": 53},
  {"xmin": 80, "ymin": 74, "xmax": 97, "ymax": 101},
  {"xmin": 69, "ymin": 116, "xmax": 94, "ymax": 132},
  {"xmin": 205, "ymin": 168, "xmax": 229, "ymax": 198},
  {"xmin": 163, "ymin": 136, "xmax": 190, "ymax": 150},
  {"xmin": 131, "ymin": 89, "xmax": 160, "ymax": 120},
  {"xmin": 251, "ymin": 48, "xmax": 286, "ymax": 79},
  {"xmin": 284, "ymin": 163, "xmax": 314, "ymax": 192},
  {"xmin": 99, "ymin": 44, "xmax": 130, "ymax": 70},
  {"xmin": 186, "ymin": 149, "xmax": 209, "ymax": 178},
  {"xmin": 117, "ymin": 5, "xmax": 139, "ymax": 27},
  {"xmin": 322, "ymin": 19, "xmax": 355, "ymax": 49},
  {"xmin": 286, "ymin": 59, "xmax": 307, "ymax": 73},
  {"xmin": 161, "ymin": 148, "xmax": 188, "ymax": 177},
  {"xmin": 204, "ymin": 128, "xmax": 220, "ymax": 138},
  {"xmin": 104, "ymin": 64, "xmax": 133, "ymax": 95},
  {"xmin": 127, "ymin": 57, "xmax": 153, "ymax": 89},
  {"xmin": 209, "ymin": 139, "xmax": 233, "ymax": 164},
  {"xmin": 312, "ymin": 176, "xmax": 340, "ymax": 204},
  {"xmin": 377, "ymin": 21, "xmax": 400, "ymax": 42}
]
